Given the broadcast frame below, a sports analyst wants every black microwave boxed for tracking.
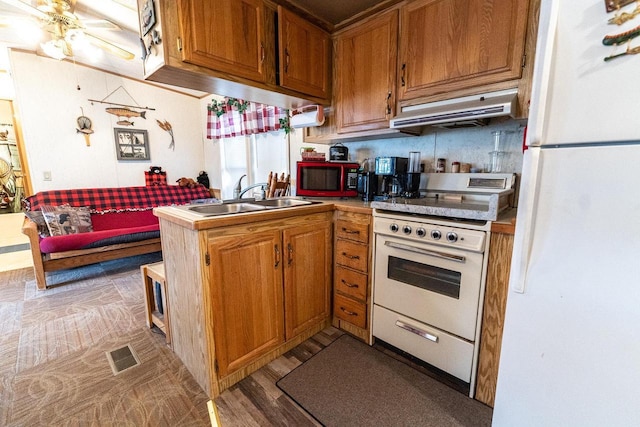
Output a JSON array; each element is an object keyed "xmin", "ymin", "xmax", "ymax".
[{"xmin": 296, "ymin": 161, "xmax": 360, "ymax": 197}]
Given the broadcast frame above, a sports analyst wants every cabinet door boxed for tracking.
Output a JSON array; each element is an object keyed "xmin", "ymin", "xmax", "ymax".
[
  {"xmin": 178, "ymin": 0, "xmax": 266, "ymax": 83},
  {"xmin": 282, "ymin": 221, "xmax": 332, "ymax": 339},
  {"xmin": 208, "ymin": 230, "xmax": 284, "ymax": 378},
  {"xmin": 336, "ymin": 10, "xmax": 398, "ymax": 133},
  {"xmin": 277, "ymin": 7, "xmax": 331, "ymax": 99},
  {"xmin": 398, "ymin": 0, "xmax": 529, "ymax": 101}
]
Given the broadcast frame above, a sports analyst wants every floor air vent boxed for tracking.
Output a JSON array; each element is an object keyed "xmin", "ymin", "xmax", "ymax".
[{"xmin": 106, "ymin": 344, "xmax": 141, "ymax": 375}]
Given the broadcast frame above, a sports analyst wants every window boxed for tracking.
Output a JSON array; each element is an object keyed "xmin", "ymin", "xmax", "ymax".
[{"xmin": 219, "ymin": 132, "xmax": 289, "ymax": 199}]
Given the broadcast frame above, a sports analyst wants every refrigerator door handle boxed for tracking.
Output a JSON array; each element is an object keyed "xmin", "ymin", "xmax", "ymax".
[{"xmin": 509, "ymin": 148, "xmax": 543, "ymax": 293}]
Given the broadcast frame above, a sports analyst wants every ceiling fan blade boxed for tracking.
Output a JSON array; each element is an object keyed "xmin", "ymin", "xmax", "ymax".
[
  {"xmin": 0, "ymin": 0, "xmax": 49, "ymax": 20},
  {"xmin": 82, "ymin": 18, "xmax": 121, "ymax": 31},
  {"xmin": 84, "ymin": 32, "xmax": 135, "ymax": 60}
]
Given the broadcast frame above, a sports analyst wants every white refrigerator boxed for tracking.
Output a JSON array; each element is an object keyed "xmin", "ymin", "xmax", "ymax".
[{"xmin": 493, "ymin": 1, "xmax": 640, "ymax": 426}]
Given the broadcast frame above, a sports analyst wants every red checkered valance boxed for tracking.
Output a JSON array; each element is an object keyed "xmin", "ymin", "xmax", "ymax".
[
  {"xmin": 206, "ymin": 97, "xmax": 288, "ymax": 140},
  {"xmin": 24, "ymin": 185, "xmax": 212, "ymax": 213}
]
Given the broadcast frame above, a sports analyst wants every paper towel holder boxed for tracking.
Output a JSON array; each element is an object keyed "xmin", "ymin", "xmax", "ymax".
[{"xmin": 290, "ymin": 105, "xmax": 325, "ymax": 128}]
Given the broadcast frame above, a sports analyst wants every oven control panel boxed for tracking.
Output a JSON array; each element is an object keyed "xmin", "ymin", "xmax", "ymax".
[{"xmin": 374, "ymin": 215, "xmax": 487, "ymax": 253}]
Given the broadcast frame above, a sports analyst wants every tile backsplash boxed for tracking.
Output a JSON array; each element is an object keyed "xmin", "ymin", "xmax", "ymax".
[{"xmin": 342, "ymin": 117, "xmax": 526, "ymax": 174}]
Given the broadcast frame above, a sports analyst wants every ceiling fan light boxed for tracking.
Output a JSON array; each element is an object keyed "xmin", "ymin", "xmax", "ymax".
[
  {"xmin": 65, "ymin": 28, "xmax": 86, "ymax": 45},
  {"xmin": 85, "ymin": 44, "xmax": 104, "ymax": 63},
  {"xmin": 41, "ymin": 39, "xmax": 67, "ymax": 60},
  {"xmin": 16, "ymin": 22, "xmax": 45, "ymax": 44}
]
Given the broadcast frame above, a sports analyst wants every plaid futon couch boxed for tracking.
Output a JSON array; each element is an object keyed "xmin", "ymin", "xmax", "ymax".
[{"xmin": 22, "ymin": 185, "xmax": 212, "ymax": 290}]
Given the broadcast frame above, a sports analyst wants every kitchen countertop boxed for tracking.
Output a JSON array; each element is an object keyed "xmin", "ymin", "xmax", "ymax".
[
  {"xmin": 492, "ymin": 208, "xmax": 517, "ymax": 235},
  {"xmin": 154, "ymin": 197, "xmax": 515, "ymax": 233},
  {"xmin": 154, "ymin": 200, "xmax": 335, "ymax": 230},
  {"xmin": 370, "ymin": 191, "xmax": 511, "ymax": 221}
]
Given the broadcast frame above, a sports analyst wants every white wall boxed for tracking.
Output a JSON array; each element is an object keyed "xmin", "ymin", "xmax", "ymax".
[
  {"xmin": 10, "ymin": 50, "xmax": 207, "ymax": 192},
  {"xmin": 200, "ymin": 96, "xmax": 223, "ymax": 192}
]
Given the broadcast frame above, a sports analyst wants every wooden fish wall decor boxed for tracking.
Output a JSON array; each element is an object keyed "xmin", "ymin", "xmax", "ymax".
[
  {"xmin": 604, "ymin": 0, "xmax": 640, "ymax": 61},
  {"xmin": 105, "ymin": 107, "xmax": 146, "ymax": 127}
]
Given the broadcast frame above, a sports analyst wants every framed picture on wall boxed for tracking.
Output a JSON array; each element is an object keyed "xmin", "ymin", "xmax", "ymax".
[
  {"xmin": 140, "ymin": 0, "xmax": 156, "ymax": 36},
  {"xmin": 114, "ymin": 128, "xmax": 150, "ymax": 161}
]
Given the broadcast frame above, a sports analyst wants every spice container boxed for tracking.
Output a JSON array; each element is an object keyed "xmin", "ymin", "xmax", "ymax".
[
  {"xmin": 436, "ymin": 158, "xmax": 446, "ymax": 173},
  {"xmin": 451, "ymin": 161, "xmax": 460, "ymax": 173}
]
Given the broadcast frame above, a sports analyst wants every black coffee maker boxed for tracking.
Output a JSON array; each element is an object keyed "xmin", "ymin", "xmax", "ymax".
[
  {"xmin": 403, "ymin": 173, "xmax": 421, "ymax": 198},
  {"xmin": 374, "ymin": 157, "xmax": 408, "ymax": 199},
  {"xmin": 356, "ymin": 171, "xmax": 378, "ymax": 201}
]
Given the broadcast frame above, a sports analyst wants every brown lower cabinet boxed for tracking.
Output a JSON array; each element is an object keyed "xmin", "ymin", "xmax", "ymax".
[
  {"xmin": 209, "ymin": 216, "xmax": 333, "ymax": 379},
  {"xmin": 332, "ymin": 209, "xmax": 373, "ymax": 343},
  {"xmin": 158, "ymin": 210, "xmax": 333, "ymax": 398},
  {"xmin": 475, "ymin": 230, "xmax": 515, "ymax": 407}
]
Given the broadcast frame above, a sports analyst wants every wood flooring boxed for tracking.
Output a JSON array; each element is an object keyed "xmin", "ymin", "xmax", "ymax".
[
  {"xmin": 0, "ymin": 254, "xmax": 341, "ymax": 426},
  {"xmin": 0, "ymin": 252, "xmax": 489, "ymax": 426}
]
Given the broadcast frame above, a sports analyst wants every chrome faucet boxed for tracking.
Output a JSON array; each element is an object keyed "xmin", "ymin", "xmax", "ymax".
[
  {"xmin": 238, "ymin": 182, "xmax": 269, "ymax": 199},
  {"xmin": 233, "ymin": 174, "xmax": 246, "ymax": 199}
]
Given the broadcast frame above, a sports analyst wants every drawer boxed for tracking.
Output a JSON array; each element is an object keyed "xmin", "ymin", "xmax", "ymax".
[
  {"xmin": 335, "ymin": 265, "xmax": 367, "ymax": 301},
  {"xmin": 372, "ymin": 305, "xmax": 474, "ymax": 383},
  {"xmin": 334, "ymin": 294, "xmax": 367, "ymax": 329},
  {"xmin": 335, "ymin": 239, "xmax": 368, "ymax": 272},
  {"xmin": 336, "ymin": 219, "xmax": 369, "ymax": 244}
]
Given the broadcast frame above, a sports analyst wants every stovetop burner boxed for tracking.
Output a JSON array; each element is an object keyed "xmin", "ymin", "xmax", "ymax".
[{"xmin": 371, "ymin": 173, "xmax": 516, "ymax": 222}]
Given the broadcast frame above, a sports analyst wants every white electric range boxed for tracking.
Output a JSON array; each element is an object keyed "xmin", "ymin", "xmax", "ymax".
[{"xmin": 370, "ymin": 173, "xmax": 516, "ymax": 397}]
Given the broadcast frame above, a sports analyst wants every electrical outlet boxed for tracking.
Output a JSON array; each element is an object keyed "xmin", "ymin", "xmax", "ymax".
[{"xmin": 43, "ymin": 171, "xmax": 52, "ymax": 181}]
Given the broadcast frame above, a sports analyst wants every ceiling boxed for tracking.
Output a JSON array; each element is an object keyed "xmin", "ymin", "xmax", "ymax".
[{"xmin": 0, "ymin": 0, "xmax": 391, "ymax": 94}]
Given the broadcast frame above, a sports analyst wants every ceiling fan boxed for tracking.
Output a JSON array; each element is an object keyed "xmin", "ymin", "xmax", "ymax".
[{"xmin": 0, "ymin": 0, "xmax": 135, "ymax": 60}]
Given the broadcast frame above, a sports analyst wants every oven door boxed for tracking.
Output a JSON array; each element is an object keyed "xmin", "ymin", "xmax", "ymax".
[{"xmin": 373, "ymin": 234, "xmax": 484, "ymax": 341}]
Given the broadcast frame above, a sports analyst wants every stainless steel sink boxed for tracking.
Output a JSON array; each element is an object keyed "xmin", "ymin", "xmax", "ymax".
[
  {"xmin": 180, "ymin": 198, "xmax": 318, "ymax": 217},
  {"xmin": 250, "ymin": 199, "xmax": 313, "ymax": 208},
  {"xmin": 187, "ymin": 202, "xmax": 266, "ymax": 216}
]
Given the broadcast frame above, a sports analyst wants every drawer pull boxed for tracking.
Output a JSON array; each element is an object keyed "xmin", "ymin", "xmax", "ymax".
[
  {"xmin": 341, "ymin": 279, "xmax": 359, "ymax": 288},
  {"xmin": 340, "ymin": 307, "xmax": 358, "ymax": 316},
  {"xmin": 342, "ymin": 252, "xmax": 360, "ymax": 260},
  {"xmin": 287, "ymin": 242, "xmax": 293, "ymax": 266},
  {"xmin": 395, "ymin": 320, "xmax": 438, "ymax": 343},
  {"xmin": 341, "ymin": 227, "xmax": 360, "ymax": 235}
]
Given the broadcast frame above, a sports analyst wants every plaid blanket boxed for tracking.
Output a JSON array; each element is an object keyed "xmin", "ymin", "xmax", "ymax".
[{"xmin": 24, "ymin": 185, "xmax": 212, "ymax": 213}]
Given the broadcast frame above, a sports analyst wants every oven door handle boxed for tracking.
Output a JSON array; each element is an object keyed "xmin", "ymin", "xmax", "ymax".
[
  {"xmin": 383, "ymin": 241, "xmax": 466, "ymax": 263},
  {"xmin": 395, "ymin": 320, "xmax": 439, "ymax": 343}
]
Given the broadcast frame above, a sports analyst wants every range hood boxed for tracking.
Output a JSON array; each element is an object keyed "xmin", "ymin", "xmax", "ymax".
[{"xmin": 390, "ymin": 89, "xmax": 518, "ymax": 128}]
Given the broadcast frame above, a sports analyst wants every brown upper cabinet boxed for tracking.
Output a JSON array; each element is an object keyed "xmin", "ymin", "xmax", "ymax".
[
  {"xmin": 278, "ymin": 6, "xmax": 331, "ymax": 100},
  {"xmin": 178, "ymin": 0, "xmax": 267, "ymax": 83},
  {"xmin": 398, "ymin": 0, "xmax": 530, "ymax": 101},
  {"xmin": 335, "ymin": 9, "xmax": 399, "ymax": 133},
  {"xmin": 140, "ymin": 0, "xmax": 331, "ymax": 107}
]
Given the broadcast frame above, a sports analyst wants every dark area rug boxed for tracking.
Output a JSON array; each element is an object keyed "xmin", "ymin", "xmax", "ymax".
[{"xmin": 277, "ymin": 334, "xmax": 492, "ymax": 427}]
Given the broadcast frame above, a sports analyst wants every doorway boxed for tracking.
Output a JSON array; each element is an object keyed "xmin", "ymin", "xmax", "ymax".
[{"xmin": 0, "ymin": 99, "xmax": 31, "ymax": 214}]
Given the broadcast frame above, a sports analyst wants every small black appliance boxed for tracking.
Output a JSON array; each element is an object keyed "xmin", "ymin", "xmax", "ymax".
[
  {"xmin": 374, "ymin": 157, "xmax": 408, "ymax": 198},
  {"xmin": 357, "ymin": 171, "xmax": 378, "ymax": 201}
]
